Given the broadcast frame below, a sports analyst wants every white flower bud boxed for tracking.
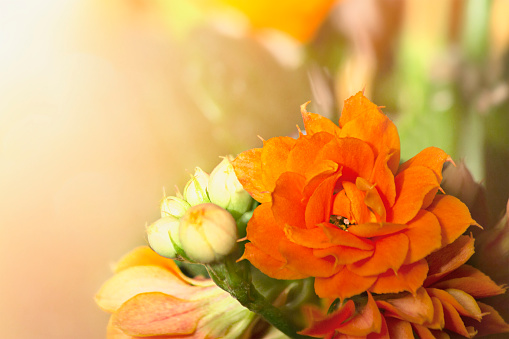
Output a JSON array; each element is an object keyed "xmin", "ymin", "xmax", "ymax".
[
  {"xmin": 161, "ymin": 196, "xmax": 191, "ymax": 218},
  {"xmin": 146, "ymin": 216, "xmax": 181, "ymax": 258},
  {"xmin": 207, "ymin": 156, "xmax": 253, "ymax": 219},
  {"xmin": 183, "ymin": 167, "xmax": 210, "ymax": 206},
  {"xmin": 179, "ymin": 203, "xmax": 238, "ymax": 263}
]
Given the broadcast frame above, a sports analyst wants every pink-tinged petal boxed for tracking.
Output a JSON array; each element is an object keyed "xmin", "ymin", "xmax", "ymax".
[
  {"xmin": 287, "ymin": 131, "xmax": 335, "ymax": 176},
  {"xmin": 319, "ymin": 223, "xmax": 374, "ymax": 250},
  {"xmin": 232, "ymin": 148, "xmax": 269, "ymax": 203},
  {"xmin": 113, "ymin": 292, "xmax": 205, "ymax": 336},
  {"xmin": 301, "ymin": 103, "xmax": 342, "ymax": 136},
  {"xmin": 305, "ymin": 171, "xmax": 341, "ymax": 227},
  {"xmin": 240, "ymin": 243, "xmax": 307, "ymax": 280},
  {"xmin": 403, "ymin": 210, "xmax": 442, "ymax": 264},
  {"xmin": 440, "ymin": 300, "xmax": 475, "ymax": 337},
  {"xmin": 385, "ymin": 317, "xmax": 414, "ymax": 338},
  {"xmin": 313, "ymin": 245, "xmax": 373, "ymax": 266},
  {"xmin": 432, "ymin": 264, "xmax": 506, "ymax": 298},
  {"xmin": 315, "ymin": 267, "xmax": 377, "ymax": 300},
  {"xmin": 348, "ymin": 233, "xmax": 409, "ymax": 276},
  {"xmin": 347, "ymin": 222, "xmax": 407, "ymax": 238},
  {"xmin": 370, "ymin": 260, "xmax": 429, "ymax": 295},
  {"xmin": 398, "ymin": 147, "xmax": 451, "ymax": 183},
  {"xmin": 278, "ymin": 240, "xmax": 339, "ymax": 278},
  {"xmin": 271, "ymin": 171, "xmax": 307, "ymax": 228},
  {"xmin": 463, "ymin": 302, "xmax": 509, "ymax": 337},
  {"xmin": 389, "ymin": 166, "xmax": 440, "ymax": 224},
  {"xmin": 427, "ymin": 195, "xmax": 478, "ymax": 247},
  {"xmin": 339, "ymin": 92, "xmax": 400, "ymax": 173},
  {"xmin": 334, "ymin": 292, "xmax": 383, "ymax": 336},
  {"xmin": 260, "ymin": 136, "xmax": 296, "ymax": 191},
  {"xmin": 96, "ymin": 266, "xmax": 209, "ymax": 313},
  {"xmin": 315, "ymin": 137, "xmax": 375, "ymax": 181},
  {"xmin": 375, "ymin": 287, "xmax": 434, "ymax": 325},
  {"xmin": 299, "ymin": 300, "xmax": 356, "ymax": 337},
  {"xmin": 425, "ymin": 235, "xmax": 475, "ymax": 287},
  {"xmin": 370, "ymin": 148, "xmax": 397, "ymax": 207},
  {"xmin": 107, "ymin": 317, "xmax": 136, "ymax": 339}
]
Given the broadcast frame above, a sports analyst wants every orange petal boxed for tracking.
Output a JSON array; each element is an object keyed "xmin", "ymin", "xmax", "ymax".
[
  {"xmin": 427, "ymin": 288, "xmax": 483, "ymax": 321},
  {"xmin": 398, "ymin": 146, "xmax": 451, "ymax": 183},
  {"xmin": 319, "ymin": 223, "xmax": 374, "ymax": 250},
  {"xmin": 260, "ymin": 136, "xmax": 296, "ymax": 193},
  {"xmin": 370, "ymin": 148, "xmax": 397, "ymax": 207},
  {"xmin": 370, "ymin": 259, "xmax": 429, "ymax": 295},
  {"xmin": 347, "ymin": 222, "xmax": 408, "ymax": 238},
  {"xmin": 287, "ymin": 131, "xmax": 335, "ymax": 176},
  {"xmin": 232, "ymin": 147, "xmax": 269, "ymax": 203},
  {"xmin": 425, "ymin": 235, "xmax": 475, "ymax": 286},
  {"xmin": 463, "ymin": 302, "xmax": 509, "ymax": 337},
  {"xmin": 246, "ymin": 203, "xmax": 287, "ymax": 261},
  {"xmin": 271, "ymin": 171, "xmax": 307, "ymax": 228},
  {"xmin": 348, "ymin": 233, "xmax": 409, "ymax": 276},
  {"xmin": 96, "ymin": 266, "xmax": 203, "ymax": 313},
  {"xmin": 334, "ymin": 292, "xmax": 383, "ymax": 336},
  {"xmin": 240, "ymin": 243, "xmax": 307, "ymax": 280},
  {"xmin": 385, "ymin": 317, "xmax": 414, "ymax": 338},
  {"xmin": 332, "ymin": 189, "xmax": 354, "ymax": 222},
  {"xmin": 425, "ymin": 296, "xmax": 446, "ymax": 330},
  {"xmin": 301, "ymin": 104, "xmax": 342, "ymax": 136},
  {"xmin": 299, "ymin": 300, "xmax": 356, "ymax": 337},
  {"xmin": 375, "ymin": 287, "xmax": 434, "ymax": 325},
  {"xmin": 403, "ymin": 210, "xmax": 442, "ymax": 264},
  {"xmin": 284, "ymin": 224, "xmax": 335, "ymax": 248},
  {"xmin": 412, "ymin": 324, "xmax": 438, "ymax": 339},
  {"xmin": 113, "ymin": 292, "xmax": 204, "ymax": 336},
  {"xmin": 278, "ymin": 239, "xmax": 339, "ymax": 278},
  {"xmin": 313, "ymin": 245, "xmax": 373, "ymax": 266},
  {"xmin": 427, "ymin": 195, "xmax": 477, "ymax": 247},
  {"xmin": 341, "ymin": 181, "xmax": 373, "ymax": 224},
  {"xmin": 315, "ymin": 136, "xmax": 375, "ymax": 181},
  {"xmin": 390, "ymin": 165, "xmax": 440, "ymax": 224},
  {"xmin": 305, "ymin": 171, "xmax": 341, "ymax": 227},
  {"xmin": 356, "ymin": 177, "xmax": 387, "ymax": 222},
  {"xmin": 339, "ymin": 92, "xmax": 400, "ymax": 173},
  {"xmin": 440, "ymin": 300, "xmax": 473, "ymax": 337},
  {"xmin": 315, "ymin": 267, "xmax": 377, "ymax": 300}
]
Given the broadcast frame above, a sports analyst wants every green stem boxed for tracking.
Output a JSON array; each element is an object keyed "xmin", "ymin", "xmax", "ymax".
[{"xmin": 206, "ymin": 259, "xmax": 313, "ymax": 339}]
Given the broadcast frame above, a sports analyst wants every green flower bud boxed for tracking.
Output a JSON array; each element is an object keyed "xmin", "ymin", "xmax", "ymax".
[
  {"xmin": 160, "ymin": 196, "xmax": 191, "ymax": 218},
  {"xmin": 146, "ymin": 216, "xmax": 181, "ymax": 258},
  {"xmin": 207, "ymin": 155, "xmax": 253, "ymax": 219},
  {"xmin": 183, "ymin": 167, "xmax": 210, "ymax": 206},
  {"xmin": 179, "ymin": 203, "xmax": 238, "ymax": 263}
]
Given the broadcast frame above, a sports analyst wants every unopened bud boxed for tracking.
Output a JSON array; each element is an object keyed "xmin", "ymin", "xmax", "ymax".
[
  {"xmin": 161, "ymin": 196, "xmax": 191, "ymax": 218},
  {"xmin": 146, "ymin": 216, "xmax": 181, "ymax": 258},
  {"xmin": 184, "ymin": 167, "xmax": 210, "ymax": 206},
  {"xmin": 208, "ymin": 156, "xmax": 253, "ymax": 219},
  {"xmin": 179, "ymin": 203, "xmax": 237, "ymax": 263}
]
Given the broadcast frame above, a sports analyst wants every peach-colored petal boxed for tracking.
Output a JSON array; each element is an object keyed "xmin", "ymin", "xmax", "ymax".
[
  {"xmin": 334, "ymin": 292, "xmax": 383, "ymax": 336},
  {"xmin": 301, "ymin": 104, "xmax": 342, "ymax": 136},
  {"xmin": 398, "ymin": 147, "xmax": 451, "ymax": 183},
  {"xmin": 385, "ymin": 317, "xmax": 414, "ymax": 338},
  {"xmin": 348, "ymin": 233, "xmax": 409, "ymax": 276},
  {"xmin": 313, "ymin": 245, "xmax": 373, "ymax": 266},
  {"xmin": 315, "ymin": 267, "xmax": 377, "ymax": 300},
  {"xmin": 113, "ymin": 292, "xmax": 205, "ymax": 336},
  {"xmin": 233, "ymin": 147, "xmax": 269, "ymax": 202},
  {"xmin": 427, "ymin": 195, "xmax": 477, "ymax": 247},
  {"xmin": 287, "ymin": 131, "xmax": 335, "ymax": 176},
  {"xmin": 425, "ymin": 235, "xmax": 475, "ymax": 286},
  {"xmin": 96, "ymin": 266, "xmax": 209, "ymax": 313},
  {"xmin": 403, "ymin": 210, "xmax": 442, "ymax": 264},
  {"xmin": 432, "ymin": 264, "xmax": 506, "ymax": 298},
  {"xmin": 240, "ymin": 243, "xmax": 307, "ymax": 280},
  {"xmin": 279, "ymin": 240, "xmax": 339, "ymax": 278},
  {"xmin": 319, "ymin": 223, "xmax": 374, "ymax": 250},
  {"xmin": 375, "ymin": 287, "xmax": 434, "ymax": 325},
  {"xmin": 390, "ymin": 166, "xmax": 440, "ymax": 224},
  {"xmin": 339, "ymin": 92, "xmax": 400, "ymax": 173},
  {"xmin": 305, "ymin": 171, "xmax": 341, "ymax": 227},
  {"xmin": 107, "ymin": 317, "xmax": 136, "ymax": 339},
  {"xmin": 271, "ymin": 171, "xmax": 307, "ymax": 228},
  {"xmin": 299, "ymin": 300, "xmax": 356, "ymax": 337},
  {"xmin": 260, "ymin": 136, "xmax": 296, "ymax": 193},
  {"xmin": 463, "ymin": 302, "xmax": 509, "ymax": 337},
  {"xmin": 370, "ymin": 259, "xmax": 429, "ymax": 295}
]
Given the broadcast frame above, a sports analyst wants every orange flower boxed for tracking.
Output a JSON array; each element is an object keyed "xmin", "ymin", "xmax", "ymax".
[
  {"xmin": 95, "ymin": 246, "xmax": 256, "ymax": 338},
  {"xmin": 300, "ymin": 235, "xmax": 509, "ymax": 338},
  {"xmin": 233, "ymin": 91, "xmax": 478, "ymax": 300}
]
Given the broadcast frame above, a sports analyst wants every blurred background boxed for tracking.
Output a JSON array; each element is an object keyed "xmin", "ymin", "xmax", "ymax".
[{"xmin": 1, "ymin": 0, "xmax": 508, "ymax": 337}]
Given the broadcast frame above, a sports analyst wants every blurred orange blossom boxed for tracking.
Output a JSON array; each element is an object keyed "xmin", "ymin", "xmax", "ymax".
[{"xmin": 233, "ymin": 92, "xmax": 478, "ymax": 300}]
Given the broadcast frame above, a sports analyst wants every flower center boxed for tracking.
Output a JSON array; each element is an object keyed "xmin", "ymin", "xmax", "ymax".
[{"xmin": 329, "ymin": 215, "xmax": 353, "ymax": 231}]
